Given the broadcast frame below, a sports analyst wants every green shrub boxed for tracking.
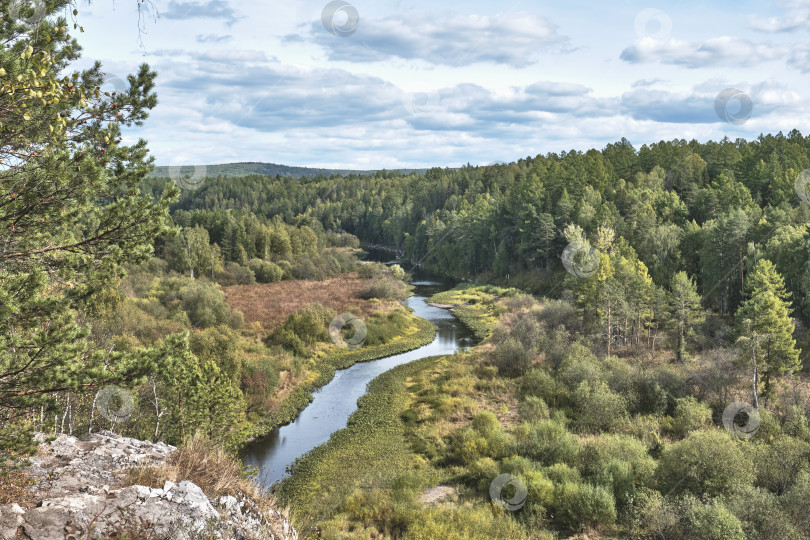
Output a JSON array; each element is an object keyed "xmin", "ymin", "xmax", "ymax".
[
  {"xmin": 360, "ymin": 275, "xmax": 408, "ymax": 301},
  {"xmin": 595, "ymin": 459, "xmax": 634, "ymax": 510},
  {"xmin": 580, "ymin": 434, "xmax": 656, "ymax": 489},
  {"xmin": 655, "ymin": 430, "xmax": 754, "ymax": 498},
  {"xmin": 266, "ymin": 304, "xmax": 337, "ymax": 354},
  {"xmin": 512, "ymin": 420, "xmax": 580, "ymax": 466},
  {"xmin": 681, "ymin": 497, "xmax": 745, "ymax": 540},
  {"xmin": 753, "ymin": 436, "xmax": 810, "ymax": 494},
  {"xmin": 492, "ymin": 337, "xmax": 533, "ymax": 377},
  {"xmin": 519, "ymin": 396, "xmax": 550, "ymax": 423},
  {"xmin": 248, "ymin": 258, "xmax": 284, "ymax": 283},
  {"xmin": 783, "ymin": 405, "xmax": 810, "ymax": 441},
  {"xmin": 631, "ymin": 375, "xmax": 671, "ymax": 415},
  {"xmin": 726, "ymin": 485, "xmax": 802, "ymax": 540},
  {"xmin": 783, "ymin": 469, "xmax": 810, "ymax": 535},
  {"xmin": 519, "ymin": 368, "xmax": 567, "ymax": 407},
  {"xmin": 544, "ymin": 463, "xmax": 581, "ymax": 485},
  {"xmin": 557, "ymin": 342, "xmax": 600, "ymax": 390},
  {"xmin": 179, "ymin": 281, "xmax": 242, "ymax": 329},
  {"xmin": 573, "ymin": 380, "xmax": 628, "ymax": 432},
  {"xmin": 553, "ymin": 481, "xmax": 617, "ymax": 531},
  {"xmin": 448, "ymin": 412, "xmax": 510, "ymax": 465},
  {"xmin": 404, "ymin": 504, "xmax": 526, "ymax": 540},
  {"xmin": 669, "ymin": 396, "xmax": 712, "ymax": 438}
]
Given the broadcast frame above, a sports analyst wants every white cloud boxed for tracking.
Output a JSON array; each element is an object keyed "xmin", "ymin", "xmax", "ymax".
[{"xmin": 287, "ymin": 11, "xmax": 572, "ymax": 67}]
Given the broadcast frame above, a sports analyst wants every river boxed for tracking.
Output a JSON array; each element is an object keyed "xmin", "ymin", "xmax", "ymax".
[{"xmin": 240, "ymin": 269, "xmax": 475, "ymax": 490}]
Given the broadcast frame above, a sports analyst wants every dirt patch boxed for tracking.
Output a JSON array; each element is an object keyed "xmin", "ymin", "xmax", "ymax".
[
  {"xmin": 223, "ymin": 274, "xmax": 380, "ymax": 330},
  {"xmin": 419, "ymin": 485, "xmax": 457, "ymax": 504}
]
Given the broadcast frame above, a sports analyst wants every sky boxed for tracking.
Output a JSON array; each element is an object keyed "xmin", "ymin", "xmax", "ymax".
[{"xmin": 67, "ymin": 0, "xmax": 810, "ymax": 169}]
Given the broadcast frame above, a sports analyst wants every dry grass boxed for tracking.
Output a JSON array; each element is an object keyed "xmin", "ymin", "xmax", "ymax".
[
  {"xmin": 223, "ymin": 273, "xmax": 379, "ymax": 330},
  {"xmin": 123, "ymin": 433, "xmax": 264, "ymax": 502},
  {"xmin": 0, "ymin": 468, "xmax": 36, "ymax": 506}
]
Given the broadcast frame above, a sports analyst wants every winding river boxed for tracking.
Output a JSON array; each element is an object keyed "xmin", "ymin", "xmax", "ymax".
[{"xmin": 240, "ymin": 271, "xmax": 474, "ymax": 490}]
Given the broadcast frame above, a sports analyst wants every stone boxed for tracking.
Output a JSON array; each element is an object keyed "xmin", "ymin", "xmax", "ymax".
[{"xmin": 0, "ymin": 432, "xmax": 297, "ymax": 540}]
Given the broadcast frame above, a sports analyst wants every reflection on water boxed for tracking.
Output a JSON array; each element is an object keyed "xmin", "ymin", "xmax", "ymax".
[{"xmin": 240, "ymin": 278, "xmax": 473, "ymax": 490}]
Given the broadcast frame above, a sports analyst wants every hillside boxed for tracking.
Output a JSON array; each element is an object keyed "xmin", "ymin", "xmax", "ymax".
[{"xmin": 148, "ymin": 161, "xmax": 429, "ymax": 179}]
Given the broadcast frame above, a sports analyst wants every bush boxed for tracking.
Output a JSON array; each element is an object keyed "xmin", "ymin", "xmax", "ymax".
[
  {"xmin": 753, "ymin": 436, "xmax": 810, "ymax": 495},
  {"xmin": 404, "ymin": 504, "xmax": 526, "ymax": 540},
  {"xmin": 580, "ymin": 434, "xmax": 656, "ymax": 489},
  {"xmin": 248, "ymin": 258, "xmax": 283, "ymax": 283},
  {"xmin": 512, "ymin": 420, "xmax": 580, "ymax": 466},
  {"xmin": 179, "ymin": 281, "xmax": 242, "ymax": 329},
  {"xmin": 492, "ymin": 337, "xmax": 533, "ymax": 377},
  {"xmin": 783, "ymin": 469, "xmax": 810, "ymax": 535},
  {"xmin": 266, "ymin": 304, "xmax": 337, "ymax": 355},
  {"xmin": 519, "ymin": 396, "xmax": 550, "ymax": 423},
  {"xmin": 655, "ymin": 430, "xmax": 754, "ymax": 498},
  {"xmin": 594, "ymin": 459, "xmax": 635, "ymax": 512},
  {"xmin": 553, "ymin": 481, "xmax": 617, "ymax": 531},
  {"xmin": 448, "ymin": 412, "xmax": 510, "ymax": 465},
  {"xmin": 573, "ymin": 380, "xmax": 628, "ymax": 432},
  {"xmin": 360, "ymin": 275, "xmax": 408, "ymax": 301},
  {"xmin": 681, "ymin": 497, "xmax": 745, "ymax": 540},
  {"xmin": 726, "ymin": 485, "xmax": 802, "ymax": 540},
  {"xmin": 214, "ymin": 261, "xmax": 256, "ymax": 286},
  {"xmin": 520, "ymin": 368, "xmax": 567, "ymax": 407},
  {"xmin": 557, "ymin": 342, "xmax": 601, "ymax": 390},
  {"xmin": 669, "ymin": 396, "xmax": 712, "ymax": 438}
]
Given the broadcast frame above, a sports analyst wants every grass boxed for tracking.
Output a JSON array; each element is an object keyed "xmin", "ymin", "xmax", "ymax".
[
  {"xmin": 274, "ymin": 350, "xmax": 532, "ymax": 539},
  {"xmin": 251, "ymin": 307, "xmax": 437, "ymax": 438},
  {"xmin": 124, "ymin": 432, "xmax": 260, "ymax": 500},
  {"xmin": 0, "ymin": 468, "xmax": 36, "ymax": 506},
  {"xmin": 428, "ymin": 283, "xmax": 523, "ymax": 341},
  {"xmin": 223, "ymin": 273, "xmax": 389, "ymax": 331}
]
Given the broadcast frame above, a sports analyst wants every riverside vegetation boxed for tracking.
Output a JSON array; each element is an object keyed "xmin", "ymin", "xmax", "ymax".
[{"xmin": 3, "ymin": 1, "xmax": 810, "ymax": 538}]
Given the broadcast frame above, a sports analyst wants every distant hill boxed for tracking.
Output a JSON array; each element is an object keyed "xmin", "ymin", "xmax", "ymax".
[{"xmin": 148, "ymin": 161, "xmax": 429, "ymax": 179}]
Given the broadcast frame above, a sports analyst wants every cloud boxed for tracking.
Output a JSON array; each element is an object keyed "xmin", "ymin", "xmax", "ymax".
[
  {"xmin": 620, "ymin": 36, "xmax": 788, "ymax": 69},
  {"xmin": 196, "ymin": 34, "xmax": 233, "ymax": 43},
  {"xmin": 621, "ymin": 81, "xmax": 798, "ymax": 124},
  {"xmin": 161, "ymin": 1, "xmax": 240, "ymax": 26},
  {"xmin": 286, "ymin": 11, "xmax": 572, "ymax": 67},
  {"xmin": 748, "ymin": 0, "xmax": 810, "ymax": 32}
]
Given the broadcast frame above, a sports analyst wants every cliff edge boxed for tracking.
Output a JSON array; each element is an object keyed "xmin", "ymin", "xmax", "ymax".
[{"xmin": 0, "ymin": 431, "xmax": 297, "ymax": 540}]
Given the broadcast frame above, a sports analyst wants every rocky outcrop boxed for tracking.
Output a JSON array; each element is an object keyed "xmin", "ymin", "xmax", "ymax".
[{"xmin": 0, "ymin": 432, "xmax": 297, "ymax": 540}]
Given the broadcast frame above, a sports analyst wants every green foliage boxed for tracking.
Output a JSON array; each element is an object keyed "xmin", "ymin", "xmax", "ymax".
[
  {"xmin": 0, "ymin": 2, "xmax": 171, "ymax": 453},
  {"xmin": 180, "ymin": 281, "xmax": 243, "ymax": 329},
  {"xmin": 553, "ymin": 481, "xmax": 617, "ymax": 531},
  {"xmin": 512, "ymin": 419, "xmax": 580, "ymax": 466},
  {"xmin": 573, "ymin": 380, "xmax": 628, "ymax": 432},
  {"xmin": 248, "ymin": 258, "xmax": 283, "ymax": 283},
  {"xmin": 655, "ymin": 430, "xmax": 754, "ymax": 498},
  {"xmin": 266, "ymin": 304, "xmax": 336, "ymax": 355},
  {"xmin": 669, "ymin": 396, "xmax": 712, "ymax": 437}
]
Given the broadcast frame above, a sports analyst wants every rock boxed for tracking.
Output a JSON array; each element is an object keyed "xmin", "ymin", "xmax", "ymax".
[{"xmin": 2, "ymin": 432, "xmax": 297, "ymax": 540}]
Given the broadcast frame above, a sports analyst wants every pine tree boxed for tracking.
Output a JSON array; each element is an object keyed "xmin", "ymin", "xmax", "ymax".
[
  {"xmin": 0, "ymin": 3, "xmax": 173, "ymax": 453},
  {"xmin": 736, "ymin": 260, "xmax": 801, "ymax": 402},
  {"xmin": 668, "ymin": 272, "xmax": 705, "ymax": 362}
]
